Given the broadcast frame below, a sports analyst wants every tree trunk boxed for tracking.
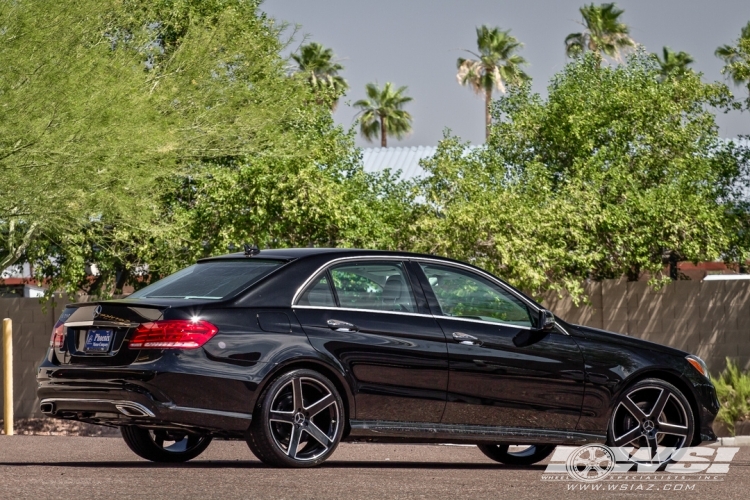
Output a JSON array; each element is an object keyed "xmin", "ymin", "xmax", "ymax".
[
  {"xmin": 0, "ymin": 222, "xmax": 39, "ymax": 272},
  {"xmin": 380, "ymin": 116, "xmax": 387, "ymax": 148},
  {"xmin": 485, "ymin": 88, "xmax": 492, "ymax": 140}
]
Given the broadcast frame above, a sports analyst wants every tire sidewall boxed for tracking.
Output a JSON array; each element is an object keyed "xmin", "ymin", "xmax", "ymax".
[
  {"xmin": 607, "ymin": 378, "xmax": 695, "ymax": 450},
  {"xmin": 121, "ymin": 426, "xmax": 212, "ymax": 463},
  {"xmin": 477, "ymin": 444, "xmax": 557, "ymax": 466},
  {"xmin": 250, "ymin": 368, "xmax": 345, "ymax": 468}
]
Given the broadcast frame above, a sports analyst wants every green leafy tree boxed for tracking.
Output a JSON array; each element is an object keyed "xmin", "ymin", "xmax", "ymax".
[
  {"xmin": 354, "ymin": 82, "xmax": 413, "ymax": 147},
  {"xmin": 565, "ymin": 3, "xmax": 635, "ymax": 63},
  {"xmin": 9, "ymin": 0, "xmax": 395, "ymax": 297},
  {"xmin": 716, "ymin": 21, "xmax": 750, "ymax": 106},
  {"xmin": 0, "ymin": 1, "xmax": 173, "ymax": 274},
  {"xmin": 292, "ymin": 42, "xmax": 348, "ymax": 109},
  {"xmin": 417, "ymin": 51, "xmax": 749, "ymax": 301},
  {"xmin": 655, "ymin": 47, "xmax": 694, "ymax": 80},
  {"xmin": 457, "ymin": 25, "xmax": 529, "ymax": 139}
]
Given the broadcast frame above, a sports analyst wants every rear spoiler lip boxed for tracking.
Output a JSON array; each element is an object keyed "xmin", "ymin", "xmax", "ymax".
[{"xmin": 65, "ymin": 298, "xmax": 183, "ymax": 309}]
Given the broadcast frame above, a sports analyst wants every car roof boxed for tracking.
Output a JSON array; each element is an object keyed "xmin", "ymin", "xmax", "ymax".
[
  {"xmin": 198, "ymin": 248, "xmax": 544, "ymax": 311},
  {"xmin": 197, "ymin": 248, "xmax": 450, "ymax": 262}
]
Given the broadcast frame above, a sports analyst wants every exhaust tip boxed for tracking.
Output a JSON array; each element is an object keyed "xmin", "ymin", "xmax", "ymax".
[
  {"xmin": 40, "ymin": 402, "xmax": 56, "ymax": 415},
  {"xmin": 115, "ymin": 403, "xmax": 153, "ymax": 418}
]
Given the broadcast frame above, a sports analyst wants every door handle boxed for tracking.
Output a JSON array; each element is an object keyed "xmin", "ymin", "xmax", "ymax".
[
  {"xmin": 327, "ymin": 319, "xmax": 358, "ymax": 332},
  {"xmin": 452, "ymin": 332, "xmax": 482, "ymax": 346}
]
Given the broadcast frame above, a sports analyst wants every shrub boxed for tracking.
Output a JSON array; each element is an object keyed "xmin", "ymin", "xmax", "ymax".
[{"xmin": 711, "ymin": 358, "xmax": 750, "ymax": 436}]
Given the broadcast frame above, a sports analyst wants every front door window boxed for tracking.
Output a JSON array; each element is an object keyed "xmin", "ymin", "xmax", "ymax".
[{"xmin": 419, "ymin": 263, "xmax": 532, "ymax": 327}]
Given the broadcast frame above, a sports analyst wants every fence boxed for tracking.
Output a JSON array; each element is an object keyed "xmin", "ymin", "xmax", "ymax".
[
  {"xmin": 1, "ymin": 279, "xmax": 749, "ymax": 418},
  {"xmin": 541, "ymin": 278, "xmax": 750, "ymax": 373},
  {"xmin": 0, "ymin": 297, "xmax": 69, "ymax": 419}
]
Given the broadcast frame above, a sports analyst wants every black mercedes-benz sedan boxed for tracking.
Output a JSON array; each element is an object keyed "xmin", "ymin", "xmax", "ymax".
[{"xmin": 37, "ymin": 248, "xmax": 719, "ymax": 467}]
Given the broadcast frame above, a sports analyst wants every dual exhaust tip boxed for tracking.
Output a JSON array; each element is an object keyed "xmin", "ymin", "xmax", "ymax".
[
  {"xmin": 40, "ymin": 400, "xmax": 153, "ymax": 418},
  {"xmin": 39, "ymin": 402, "xmax": 56, "ymax": 414}
]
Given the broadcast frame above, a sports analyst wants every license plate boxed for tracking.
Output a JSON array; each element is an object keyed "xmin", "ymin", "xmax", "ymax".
[{"xmin": 84, "ymin": 329, "xmax": 113, "ymax": 353}]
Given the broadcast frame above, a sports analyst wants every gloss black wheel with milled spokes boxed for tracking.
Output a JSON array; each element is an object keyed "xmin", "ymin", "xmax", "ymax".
[
  {"xmin": 608, "ymin": 378, "xmax": 694, "ymax": 463},
  {"xmin": 121, "ymin": 426, "xmax": 212, "ymax": 463},
  {"xmin": 477, "ymin": 444, "xmax": 557, "ymax": 466},
  {"xmin": 246, "ymin": 369, "xmax": 344, "ymax": 468}
]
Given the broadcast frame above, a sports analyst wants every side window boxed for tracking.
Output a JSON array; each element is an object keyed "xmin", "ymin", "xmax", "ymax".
[
  {"xmin": 330, "ymin": 262, "xmax": 416, "ymax": 313},
  {"xmin": 419, "ymin": 264, "xmax": 532, "ymax": 327},
  {"xmin": 297, "ymin": 273, "xmax": 336, "ymax": 307}
]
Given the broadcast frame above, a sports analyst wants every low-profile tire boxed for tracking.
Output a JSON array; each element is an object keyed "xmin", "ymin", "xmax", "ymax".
[
  {"xmin": 120, "ymin": 426, "xmax": 212, "ymax": 463},
  {"xmin": 607, "ymin": 378, "xmax": 695, "ymax": 462},
  {"xmin": 247, "ymin": 368, "xmax": 344, "ymax": 468},
  {"xmin": 477, "ymin": 444, "xmax": 556, "ymax": 466}
]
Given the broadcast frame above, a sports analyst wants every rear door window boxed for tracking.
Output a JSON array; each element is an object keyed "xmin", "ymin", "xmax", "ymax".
[
  {"xmin": 296, "ymin": 274, "xmax": 336, "ymax": 307},
  {"xmin": 329, "ymin": 261, "xmax": 416, "ymax": 313}
]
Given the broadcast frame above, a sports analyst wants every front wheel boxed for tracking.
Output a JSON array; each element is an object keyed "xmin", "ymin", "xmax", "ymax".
[
  {"xmin": 477, "ymin": 444, "xmax": 556, "ymax": 465},
  {"xmin": 607, "ymin": 378, "xmax": 694, "ymax": 462},
  {"xmin": 246, "ymin": 369, "xmax": 344, "ymax": 468},
  {"xmin": 121, "ymin": 426, "xmax": 212, "ymax": 463}
]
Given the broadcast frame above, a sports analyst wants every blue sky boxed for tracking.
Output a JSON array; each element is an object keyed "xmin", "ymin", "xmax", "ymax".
[{"xmin": 262, "ymin": 0, "xmax": 750, "ymax": 147}]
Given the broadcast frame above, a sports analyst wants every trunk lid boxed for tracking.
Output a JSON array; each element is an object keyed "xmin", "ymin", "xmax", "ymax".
[{"xmin": 57, "ymin": 301, "xmax": 168, "ymax": 366}]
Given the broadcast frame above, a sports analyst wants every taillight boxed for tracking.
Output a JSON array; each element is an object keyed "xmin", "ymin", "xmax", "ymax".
[
  {"xmin": 129, "ymin": 320, "xmax": 219, "ymax": 349},
  {"xmin": 50, "ymin": 309, "xmax": 72, "ymax": 350},
  {"xmin": 50, "ymin": 322, "xmax": 66, "ymax": 349}
]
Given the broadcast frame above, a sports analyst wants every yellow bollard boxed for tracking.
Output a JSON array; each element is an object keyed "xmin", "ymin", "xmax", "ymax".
[{"xmin": 3, "ymin": 318, "xmax": 12, "ymax": 436}]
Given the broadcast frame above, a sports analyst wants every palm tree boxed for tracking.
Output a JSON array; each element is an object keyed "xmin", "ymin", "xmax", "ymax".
[
  {"xmin": 457, "ymin": 25, "xmax": 529, "ymax": 139},
  {"xmin": 292, "ymin": 42, "xmax": 348, "ymax": 109},
  {"xmin": 565, "ymin": 3, "xmax": 635, "ymax": 63},
  {"xmin": 353, "ymin": 82, "xmax": 413, "ymax": 147},
  {"xmin": 655, "ymin": 47, "xmax": 694, "ymax": 80},
  {"xmin": 715, "ymin": 21, "xmax": 750, "ymax": 90}
]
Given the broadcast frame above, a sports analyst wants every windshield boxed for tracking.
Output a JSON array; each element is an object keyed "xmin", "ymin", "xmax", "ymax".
[{"xmin": 128, "ymin": 259, "xmax": 284, "ymax": 300}]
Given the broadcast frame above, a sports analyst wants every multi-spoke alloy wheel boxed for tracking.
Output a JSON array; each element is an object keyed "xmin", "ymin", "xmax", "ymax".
[
  {"xmin": 608, "ymin": 378, "xmax": 694, "ymax": 463},
  {"xmin": 477, "ymin": 444, "xmax": 557, "ymax": 466},
  {"xmin": 247, "ymin": 369, "xmax": 344, "ymax": 467},
  {"xmin": 121, "ymin": 426, "xmax": 212, "ymax": 462}
]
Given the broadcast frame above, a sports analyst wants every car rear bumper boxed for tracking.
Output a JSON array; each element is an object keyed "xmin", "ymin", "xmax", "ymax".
[
  {"xmin": 37, "ymin": 391, "xmax": 253, "ymax": 434},
  {"xmin": 36, "ymin": 351, "xmax": 267, "ymax": 436}
]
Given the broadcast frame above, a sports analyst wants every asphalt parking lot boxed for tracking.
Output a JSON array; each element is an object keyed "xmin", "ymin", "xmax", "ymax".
[{"xmin": 0, "ymin": 436, "xmax": 749, "ymax": 499}]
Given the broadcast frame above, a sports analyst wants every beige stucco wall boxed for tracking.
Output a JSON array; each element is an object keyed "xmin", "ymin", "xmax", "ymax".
[{"xmin": 542, "ymin": 278, "xmax": 750, "ymax": 373}]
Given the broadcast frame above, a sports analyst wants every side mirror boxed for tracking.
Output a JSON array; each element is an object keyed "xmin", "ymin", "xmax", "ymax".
[{"xmin": 537, "ymin": 309, "xmax": 555, "ymax": 331}]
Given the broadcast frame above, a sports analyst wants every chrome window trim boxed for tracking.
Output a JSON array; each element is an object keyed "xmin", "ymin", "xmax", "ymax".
[
  {"xmin": 293, "ymin": 305, "xmax": 435, "ymax": 319},
  {"xmin": 291, "ymin": 255, "xmax": 418, "ymax": 308},
  {"xmin": 410, "ymin": 257, "xmax": 542, "ymax": 312},
  {"xmin": 437, "ymin": 315, "xmax": 533, "ymax": 330},
  {"xmin": 289, "ymin": 254, "xmax": 571, "ymax": 334},
  {"xmin": 555, "ymin": 322, "xmax": 571, "ymax": 336}
]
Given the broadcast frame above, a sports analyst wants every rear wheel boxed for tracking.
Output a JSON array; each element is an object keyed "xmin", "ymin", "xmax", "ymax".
[
  {"xmin": 121, "ymin": 426, "xmax": 212, "ymax": 463},
  {"xmin": 477, "ymin": 444, "xmax": 556, "ymax": 466},
  {"xmin": 247, "ymin": 369, "xmax": 344, "ymax": 468}
]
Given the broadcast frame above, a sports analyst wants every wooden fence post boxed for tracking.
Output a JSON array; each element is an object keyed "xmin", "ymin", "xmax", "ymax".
[{"xmin": 3, "ymin": 318, "xmax": 13, "ymax": 436}]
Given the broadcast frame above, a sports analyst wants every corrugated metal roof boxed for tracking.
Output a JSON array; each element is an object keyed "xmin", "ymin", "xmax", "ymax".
[
  {"xmin": 361, "ymin": 146, "xmax": 437, "ymax": 181},
  {"xmin": 362, "ymin": 139, "xmax": 750, "ymax": 181}
]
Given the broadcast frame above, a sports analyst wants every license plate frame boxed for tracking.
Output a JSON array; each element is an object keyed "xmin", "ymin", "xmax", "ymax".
[{"xmin": 83, "ymin": 329, "xmax": 114, "ymax": 353}]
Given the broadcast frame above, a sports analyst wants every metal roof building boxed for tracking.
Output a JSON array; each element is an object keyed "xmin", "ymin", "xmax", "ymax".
[
  {"xmin": 361, "ymin": 146, "xmax": 437, "ymax": 182},
  {"xmin": 362, "ymin": 139, "xmax": 750, "ymax": 182}
]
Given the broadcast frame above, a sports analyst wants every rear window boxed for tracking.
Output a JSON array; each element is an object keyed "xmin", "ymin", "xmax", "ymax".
[{"xmin": 128, "ymin": 259, "xmax": 283, "ymax": 300}]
